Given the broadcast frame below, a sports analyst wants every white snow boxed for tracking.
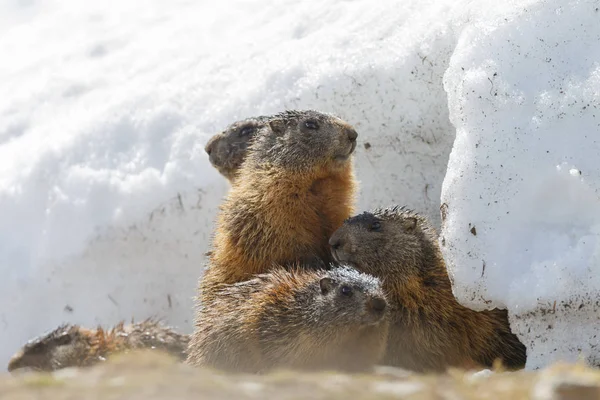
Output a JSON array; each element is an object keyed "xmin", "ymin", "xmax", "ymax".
[
  {"xmin": 441, "ymin": 0, "xmax": 600, "ymax": 369},
  {"xmin": 1, "ymin": 0, "xmax": 594, "ymax": 371},
  {"xmin": 0, "ymin": 0, "xmax": 470, "ymax": 367}
]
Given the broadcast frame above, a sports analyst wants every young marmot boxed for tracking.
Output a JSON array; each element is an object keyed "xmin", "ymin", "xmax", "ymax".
[
  {"xmin": 186, "ymin": 266, "xmax": 389, "ymax": 373},
  {"xmin": 7, "ymin": 318, "xmax": 189, "ymax": 373},
  {"xmin": 204, "ymin": 116, "xmax": 269, "ymax": 182},
  {"xmin": 200, "ymin": 110, "xmax": 358, "ymax": 299},
  {"xmin": 328, "ymin": 206, "xmax": 527, "ymax": 373}
]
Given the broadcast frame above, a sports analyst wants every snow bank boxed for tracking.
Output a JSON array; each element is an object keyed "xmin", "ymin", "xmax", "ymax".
[
  {"xmin": 442, "ymin": 0, "xmax": 600, "ymax": 369},
  {"xmin": 0, "ymin": 0, "xmax": 470, "ymax": 366},
  {"xmin": 2, "ymin": 0, "xmax": 575, "ymax": 370}
]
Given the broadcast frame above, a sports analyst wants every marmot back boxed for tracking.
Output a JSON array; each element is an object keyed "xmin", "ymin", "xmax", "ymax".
[
  {"xmin": 329, "ymin": 206, "xmax": 527, "ymax": 373},
  {"xmin": 200, "ymin": 109, "xmax": 358, "ymax": 300},
  {"xmin": 7, "ymin": 318, "xmax": 189, "ymax": 373},
  {"xmin": 186, "ymin": 265, "xmax": 389, "ymax": 373},
  {"xmin": 204, "ymin": 116, "xmax": 270, "ymax": 182}
]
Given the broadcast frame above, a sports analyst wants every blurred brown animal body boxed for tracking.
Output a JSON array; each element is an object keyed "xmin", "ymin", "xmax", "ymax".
[{"xmin": 7, "ymin": 318, "xmax": 189, "ymax": 373}]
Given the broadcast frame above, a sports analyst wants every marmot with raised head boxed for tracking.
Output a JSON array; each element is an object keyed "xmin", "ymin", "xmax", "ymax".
[{"xmin": 200, "ymin": 110, "xmax": 358, "ymax": 300}]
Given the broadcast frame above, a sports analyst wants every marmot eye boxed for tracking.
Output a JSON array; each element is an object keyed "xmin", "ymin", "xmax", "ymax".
[
  {"xmin": 340, "ymin": 285, "xmax": 352, "ymax": 296},
  {"xmin": 55, "ymin": 334, "xmax": 73, "ymax": 346},
  {"xmin": 239, "ymin": 126, "xmax": 255, "ymax": 137},
  {"xmin": 304, "ymin": 120, "xmax": 319, "ymax": 130},
  {"xmin": 370, "ymin": 221, "xmax": 382, "ymax": 232}
]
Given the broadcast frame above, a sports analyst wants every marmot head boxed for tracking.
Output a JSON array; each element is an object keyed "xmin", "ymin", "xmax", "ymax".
[
  {"xmin": 310, "ymin": 266, "xmax": 388, "ymax": 327},
  {"xmin": 7, "ymin": 324, "xmax": 93, "ymax": 373},
  {"xmin": 204, "ymin": 116, "xmax": 270, "ymax": 181},
  {"xmin": 329, "ymin": 206, "xmax": 439, "ymax": 280},
  {"xmin": 248, "ymin": 110, "xmax": 358, "ymax": 173}
]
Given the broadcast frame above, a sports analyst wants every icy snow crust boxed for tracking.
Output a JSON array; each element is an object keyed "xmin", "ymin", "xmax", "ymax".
[{"xmin": 441, "ymin": 0, "xmax": 600, "ymax": 369}]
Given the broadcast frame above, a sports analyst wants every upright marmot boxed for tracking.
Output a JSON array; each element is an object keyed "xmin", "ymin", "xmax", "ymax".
[
  {"xmin": 186, "ymin": 266, "xmax": 389, "ymax": 373},
  {"xmin": 200, "ymin": 110, "xmax": 358, "ymax": 300},
  {"xmin": 204, "ymin": 116, "xmax": 269, "ymax": 182},
  {"xmin": 328, "ymin": 206, "xmax": 527, "ymax": 372},
  {"xmin": 7, "ymin": 318, "xmax": 189, "ymax": 373}
]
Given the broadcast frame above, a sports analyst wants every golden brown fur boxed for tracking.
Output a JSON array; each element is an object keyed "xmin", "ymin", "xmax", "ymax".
[
  {"xmin": 7, "ymin": 318, "xmax": 189, "ymax": 372},
  {"xmin": 189, "ymin": 110, "xmax": 360, "ymax": 373},
  {"xmin": 199, "ymin": 110, "xmax": 358, "ymax": 300},
  {"xmin": 328, "ymin": 206, "xmax": 527, "ymax": 373},
  {"xmin": 186, "ymin": 266, "xmax": 389, "ymax": 373}
]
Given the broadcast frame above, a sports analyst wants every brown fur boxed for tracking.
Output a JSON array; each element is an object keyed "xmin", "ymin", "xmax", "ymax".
[
  {"xmin": 7, "ymin": 318, "xmax": 189, "ymax": 373},
  {"xmin": 199, "ymin": 110, "xmax": 358, "ymax": 300},
  {"xmin": 205, "ymin": 116, "xmax": 270, "ymax": 182},
  {"xmin": 186, "ymin": 266, "xmax": 389, "ymax": 373},
  {"xmin": 328, "ymin": 206, "xmax": 527, "ymax": 373}
]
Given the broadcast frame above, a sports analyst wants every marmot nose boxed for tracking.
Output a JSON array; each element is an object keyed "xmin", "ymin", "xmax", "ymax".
[
  {"xmin": 205, "ymin": 142, "xmax": 213, "ymax": 156},
  {"xmin": 346, "ymin": 127, "xmax": 358, "ymax": 142},
  {"xmin": 369, "ymin": 297, "xmax": 387, "ymax": 313},
  {"xmin": 329, "ymin": 237, "xmax": 342, "ymax": 250}
]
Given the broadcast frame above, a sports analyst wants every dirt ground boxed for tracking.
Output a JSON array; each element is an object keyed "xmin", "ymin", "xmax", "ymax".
[{"xmin": 2, "ymin": 351, "xmax": 600, "ymax": 400}]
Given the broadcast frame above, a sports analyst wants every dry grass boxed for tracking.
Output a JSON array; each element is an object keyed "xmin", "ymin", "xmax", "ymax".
[{"xmin": 1, "ymin": 350, "xmax": 599, "ymax": 400}]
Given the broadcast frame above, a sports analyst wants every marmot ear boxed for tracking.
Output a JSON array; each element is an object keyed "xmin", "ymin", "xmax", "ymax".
[
  {"xmin": 402, "ymin": 217, "xmax": 417, "ymax": 232},
  {"xmin": 269, "ymin": 119, "xmax": 286, "ymax": 135},
  {"xmin": 319, "ymin": 277, "xmax": 334, "ymax": 294}
]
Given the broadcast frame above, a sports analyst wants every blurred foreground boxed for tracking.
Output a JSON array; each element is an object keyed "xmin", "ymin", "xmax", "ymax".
[{"xmin": 2, "ymin": 350, "xmax": 599, "ymax": 399}]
